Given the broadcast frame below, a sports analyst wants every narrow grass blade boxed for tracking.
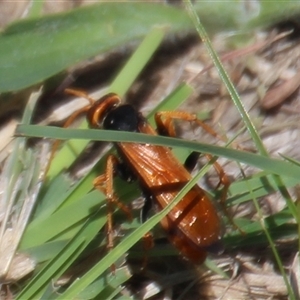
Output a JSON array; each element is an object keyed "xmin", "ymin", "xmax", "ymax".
[
  {"xmin": 15, "ymin": 126, "xmax": 300, "ymax": 180},
  {"xmin": 16, "ymin": 212, "xmax": 105, "ymax": 299},
  {"xmin": 110, "ymin": 27, "xmax": 166, "ymax": 96}
]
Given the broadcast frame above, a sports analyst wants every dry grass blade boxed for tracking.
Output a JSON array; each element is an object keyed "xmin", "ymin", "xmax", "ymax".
[{"xmin": 0, "ymin": 90, "xmax": 47, "ymax": 283}]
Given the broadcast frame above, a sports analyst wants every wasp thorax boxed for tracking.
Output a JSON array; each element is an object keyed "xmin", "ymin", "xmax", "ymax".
[{"xmin": 103, "ymin": 105, "xmax": 140, "ymax": 132}]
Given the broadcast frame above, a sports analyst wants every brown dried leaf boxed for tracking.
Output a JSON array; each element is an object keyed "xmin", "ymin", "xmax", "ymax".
[{"xmin": 261, "ymin": 71, "xmax": 300, "ymax": 109}]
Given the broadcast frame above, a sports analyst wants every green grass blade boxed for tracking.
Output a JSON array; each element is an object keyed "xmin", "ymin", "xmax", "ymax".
[
  {"xmin": 110, "ymin": 27, "xmax": 165, "ymax": 96},
  {"xmin": 15, "ymin": 126, "xmax": 300, "ymax": 180},
  {"xmin": 185, "ymin": 0, "xmax": 264, "ymax": 152},
  {"xmin": 16, "ymin": 238, "xmax": 85, "ymax": 300},
  {"xmin": 20, "ymin": 191, "xmax": 105, "ymax": 249},
  {"xmin": 17, "ymin": 212, "xmax": 104, "ymax": 299}
]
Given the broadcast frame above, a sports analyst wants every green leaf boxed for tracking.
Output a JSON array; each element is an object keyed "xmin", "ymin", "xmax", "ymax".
[{"xmin": 0, "ymin": 3, "xmax": 192, "ymax": 92}]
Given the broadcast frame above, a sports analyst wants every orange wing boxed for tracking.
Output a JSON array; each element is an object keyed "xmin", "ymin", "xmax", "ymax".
[{"xmin": 118, "ymin": 139, "xmax": 222, "ymax": 249}]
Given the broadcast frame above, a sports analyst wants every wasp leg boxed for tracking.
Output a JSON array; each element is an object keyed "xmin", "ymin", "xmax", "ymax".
[
  {"xmin": 140, "ymin": 191, "xmax": 153, "ymax": 223},
  {"xmin": 155, "ymin": 110, "xmax": 224, "ymax": 141},
  {"xmin": 64, "ymin": 88, "xmax": 95, "ymax": 106},
  {"xmin": 44, "ymin": 90, "xmax": 95, "ymax": 178},
  {"xmin": 93, "ymin": 155, "xmax": 132, "ymax": 252},
  {"xmin": 204, "ymin": 154, "xmax": 244, "ymax": 233},
  {"xmin": 204, "ymin": 153, "xmax": 230, "ymax": 205},
  {"xmin": 139, "ymin": 192, "xmax": 155, "ymax": 270}
]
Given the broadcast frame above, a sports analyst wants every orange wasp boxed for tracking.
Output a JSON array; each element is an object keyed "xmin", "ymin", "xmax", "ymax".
[{"xmin": 63, "ymin": 89, "xmax": 230, "ymax": 263}]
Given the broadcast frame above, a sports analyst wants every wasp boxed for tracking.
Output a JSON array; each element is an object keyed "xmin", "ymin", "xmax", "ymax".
[{"xmin": 62, "ymin": 89, "xmax": 230, "ymax": 263}]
